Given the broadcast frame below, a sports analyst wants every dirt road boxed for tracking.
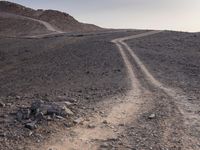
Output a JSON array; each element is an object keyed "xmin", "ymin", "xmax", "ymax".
[
  {"xmin": 39, "ymin": 30, "xmax": 200, "ymax": 150},
  {"xmin": 0, "ymin": 12, "xmax": 63, "ymax": 37},
  {"xmin": 1, "ymin": 30, "xmax": 199, "ymax": 150},
  {"xmin": 38, "ymin": 31, "xmax": 179, "ymax": 150}
]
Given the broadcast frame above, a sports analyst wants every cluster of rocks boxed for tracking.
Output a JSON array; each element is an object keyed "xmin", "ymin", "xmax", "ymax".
[{"xmin": 16, "ymin": 100, "xmax": 75, "ymax": 130}]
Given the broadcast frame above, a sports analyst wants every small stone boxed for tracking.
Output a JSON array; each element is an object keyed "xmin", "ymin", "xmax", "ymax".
[
  {"xmin": 102, "ymin": 120, "xmax": 108, "ymax": 124},
  {"xmin": 35, "ymin": 112, "xmax": 44, "ymax": 121},
  {"xmin": 47, "ymin": 116, "xmax": 52, "ymax": 121},
  {"xmin": 25, "ymin": 122, "xmax": 37, "ymax": 130},
  {"xmin": 56, "ymin": 115, "xmax": 64, "ymax": 119},
  {"xmin": 57, "ymin": 96, "xmax": 77, "ymax": 103},
  {"xmin": 73, "ymin": 118, "xmax": 84, "ymax": 124},
  {"xmin": 64, "ymin": 122, "xmax": 73, "ymax": 128},
  {"xmin": 119, "ymin": 123, "xmax": 125, "ymax": 126},
  {"xmin": 0, "ymin": 132, "xmax": 6, "ymax": 137},
  {"xmin": 6, "ymin": 103, "xmax": 12, "ymax": 107},
  {"xmin": 148, "ymin": 113, "xmax": 156, "ymax": 119},
  {"xmin": 188, "ymin": 97, "xmax": 193, "ymax": 101},
  {"xmin": 16, "ymin": 96, "xmax": 21, "ymax": 100},
  {"xmin": 28, "ymin": 131, "xmax": 33, "ymax": 136},
  {"xmin": 0, "ymin": 102, "xmax": 5, "ymax": 108},
  {"xmin": 63, "ymin": 101, "xmax": 73, "ymax": 106},
  {"xmin": 88, "ymin": 124, "xmax": 96, "ymax": 129},
  {"xmin": 16, "ymin": 111, "xmax": 23, "ymax": 121},
  {"xmin": 100, "ymin": 143, "xmax": 110, "ymax": 148},
  {"xmin": 62, "ymin": 106, "xmax": 74, "ymax": 116}
]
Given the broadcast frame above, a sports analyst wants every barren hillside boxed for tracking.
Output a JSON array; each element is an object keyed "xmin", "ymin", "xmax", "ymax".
[{"xmin": 0, "ymin": 1, "xmax": 101, "ymax": 36}]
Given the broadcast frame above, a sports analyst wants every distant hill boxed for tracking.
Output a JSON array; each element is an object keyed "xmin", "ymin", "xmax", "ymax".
[{"xmin": 0, "ymin": 1, "xmax": 101, "ymax": 36}]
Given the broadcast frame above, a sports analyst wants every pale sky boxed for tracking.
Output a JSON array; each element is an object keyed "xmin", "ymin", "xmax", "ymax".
[{"xmin": 8, "ymin": 0, "xmax": 200, "ymax": 32}]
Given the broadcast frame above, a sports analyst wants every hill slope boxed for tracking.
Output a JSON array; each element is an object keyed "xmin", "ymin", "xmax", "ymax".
[{"xmin": 0, "ymin": 1, "xmax": 101, "ymax": 36}]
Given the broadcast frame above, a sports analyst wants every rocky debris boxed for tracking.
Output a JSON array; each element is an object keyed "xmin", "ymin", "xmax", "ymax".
[
  {"xmin": 30, "ymin": 100, "xmax": 74, "ymax": 117},
  {"xmin": 73, "ymin": 117, "xmax": 84, "ymax": 124},
  {"xmin": 0, "ymin": 132, "xmax": 6, "ymax": 137},
  {"xmin": 17, "ymin": 107, "xmax": 31, "ymax": 121},
  {"xmin": 25, "ymin": 121, "xmax": 37, "ymax": 130},
  {"xmin": 0, "ymin": 101, "xmax": 5, "ymax": 108},
  {"xmin": 16, "ymin": 100, "xmax": 75, "ymax": 130},
  {"xmin": 62, "ymin": 106, "xmax": 74, "ymax": 115},
  {"xmin": 103, "ymin": 120, "xmax": 108, "ymax": 124},
  {"xmin": 87, "ymin": 124, "xmax": 96, "ymax": 129},
  {"xmin": 56, "ymin": 96, "xmax": 77, "ymax": 103},
  {"xmin": 148, "ymin": 113, "xmax": 156, "ymax": 119},
  {"xmin": 100, "ymin": 143, "xmax": 110, "ymax": 148}
]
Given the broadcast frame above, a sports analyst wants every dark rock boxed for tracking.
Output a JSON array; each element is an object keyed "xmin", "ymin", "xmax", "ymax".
[
  {"xmin": 31, "ymin": 100, "xmax": 44, "ymax": 112},
  {"xmin": 35, "ymin": 112, "xmax": 44, "ymax": 121},
  {"xmin": 0, "ymin": 101, "xmax": 5, "ymax": 108},
  {"xmin": 16, "ymin": 96, "xmax": 21, "ymax": 100},
  {"xmin": 17, "ymin": 108, "xmax": 31, "ymax": 121},
  {"xmin": 25, "ymin": 122, "xmax": 37, "ymax": 130},
  {"xmin": 103, "ymin": 120, "xmax": 108, "ymax": 124},
  {"xmin": 0, "ymin": 132, "xmax": 6, "ymax": 137},
  {"xmin": 64, "ymin": 122, "xmax": 73, "ymax": 128},
  {"xmin": 16, "ymin": 111, "xmax": 23, "ymax": 121},
  {"xmin": 88, "ymin": 124, "xmax": 96, "ymax": 129}
]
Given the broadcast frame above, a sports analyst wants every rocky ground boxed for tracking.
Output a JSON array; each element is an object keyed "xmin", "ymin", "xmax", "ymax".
[
  {"xmin": 0, "ymin": 1, "xmax": 101, "ymax": 33},
  {"xmin": 0, "ymin": 14, "xmax": 50, "ymax": 37},
  {"xmin": 0, "ymin": 30, "xmax": 143, "ymax": 150},
  {"xmin": 0, "ymin": 30, "xmax": 200, "ymax": 150}
]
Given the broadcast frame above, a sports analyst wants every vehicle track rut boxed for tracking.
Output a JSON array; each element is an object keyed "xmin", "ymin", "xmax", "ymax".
[{"xmin": 40, "ymin": 30, "xmax": 199, "ymax": 150}]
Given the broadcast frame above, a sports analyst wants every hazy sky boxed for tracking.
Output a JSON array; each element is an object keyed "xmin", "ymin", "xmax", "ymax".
[{"xmin": 8, "ymin": 0, "xmax": 200, "ymax": 32}]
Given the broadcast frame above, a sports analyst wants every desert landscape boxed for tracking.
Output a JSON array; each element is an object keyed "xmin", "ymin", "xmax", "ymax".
[{"xmin": 0, "ymin": 1, "xmax": 200, "ymax": 150}]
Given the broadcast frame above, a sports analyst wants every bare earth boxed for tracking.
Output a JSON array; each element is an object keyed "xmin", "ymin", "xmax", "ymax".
[
  {"xmin": 0, "ymin": 6, "xmax": 200, "ymax": 149},
  {"xmin": 0, "ymin": 29, "xmax": 200, "ymax": 150}
]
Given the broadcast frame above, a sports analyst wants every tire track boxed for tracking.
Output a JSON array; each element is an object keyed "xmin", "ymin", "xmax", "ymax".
[
  {"xmin": 115, "ymin": 30, "xmax": 200, "ymax": 150},
  {"xmin": 40, "ymin": 30, "xmax": 199, "ymax": 150},
  {"xmin": 41, "ymin": 31, "xmax": 160, "ymax": 150}
]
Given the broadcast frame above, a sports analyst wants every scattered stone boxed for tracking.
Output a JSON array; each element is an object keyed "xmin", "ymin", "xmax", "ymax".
[
  {"xmin": 62, "ymin": 106, "xmax": 74, "ymax": 116},
  {"xmin": 47, "ymin": 116, "xmax": 52, "ymax": 121},
  {"xmin": 119, "ymin": 123, "xmax": 125, "ymax": 126},
  {"xmin": 73, "ymin": 118, "xmax": 84, "ymax": 124},
  {"xmin": 108, "ymin": 136, "xmax": 118, "ymax": 141},
  {"xmin": 15, "ymin": 100, "xmax": 76, "ymax": 129},
  {"xmin": 16, "ymin": 96, "xmax": 21, "ymax": 100},
  {"xmin": 0, "ymin": 132, "xmax": 6, "ymax": 137},
  {"xmin": 188, "ymin": 97, "xmax": 193, "ymax": 101},
  {"xmin": 0, "ymin": 101, "xmax": 5, "ymax": 108},
  {"xmin": 64, "ymin": 122, "xmax": 73, "ymax": 128},
  {"xmin": 88, "ymin": 124, "xmax": 96, "ymax": 129},
  {"xmin": 100, "ymin": 143, "xmax": 110, "ymax": 148},
  {"xmin": 17, "ymin": 108, "xmax": 31, "ymax": 121},
  {"xmin": 63, "ymin": 101, "xmax": 73, "ymax": 106},
  {"xmin": 16, "ymin": 111, "xmax": 23, "ymax": 121},
  {"xmin": 35, "ymin": 112, "xmax": 44, "ymax": 121},
  {"xmin": 56, "ymin": 96, "xmax": 77, "ymax": 103},
  {"xmin": 118, "ymin": 141, "xmax": 123, "ymax": 145},
  {"xmin": 148, "ymin": 113, "xmax": 156, "ymax": 119},
  {"xmin": 28, "ymin": 131, "xmax": 33, "ymax": 136},
  {"xmin": 56, "ymin": 115, "xmax": 64, "ymax": 119},
  {"xmin": 25, "ymin": 122, "xmax": 37, "ymax": 130},
  {"xmin": 6, "ymin": 103, "xmax": 12, "ymax": 107},
  {"xmin": 103, "ymin": 120, "xmax": 108, "ymax": 124}
]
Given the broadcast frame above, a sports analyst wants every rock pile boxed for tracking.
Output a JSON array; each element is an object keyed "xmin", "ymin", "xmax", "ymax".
[{"xmin": 16, "ymin": 100, "xmax": 74, "ymax": 130}]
